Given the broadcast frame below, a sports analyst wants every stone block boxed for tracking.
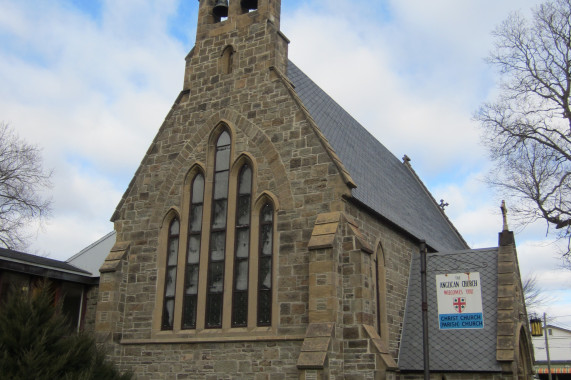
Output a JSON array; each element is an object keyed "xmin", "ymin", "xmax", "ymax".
[
  {"xmin": 297, "ymin": 352, "xmax": 327, "ymax": 369},
  {"xmin": 306, "ymin": 323, "xmax": 335, "ymax": 337},
  {"xmin": 315, "ymin": 212, "xmax": 341, "ymax": 225},
  {"xmin": 312, "ymin": 222, "xmax": 338, "ymax": 236},
  {"xmin": 497, "ymin": 335, "xmax": 515, "ymax": 350},
  {"xmin": 308, "ymin": 235, "xmax": 335, "ymax": 250},
  {"xmin": 497, "ymin": 349, "xmax": 515, "ymax": 362},
  {"xmin": 301, "ymin": 337, "xmax": 331, "ymax": 352}
]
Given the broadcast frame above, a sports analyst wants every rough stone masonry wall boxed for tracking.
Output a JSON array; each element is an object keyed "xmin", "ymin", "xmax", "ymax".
[
  {"xmin": 117, "ymin": 341, "xmax": 302, "ymax": 380},
  {"xmin": 97, "ymin": 6, "xmax": 355, "ymax": 380},
  {"xmin": 82, "ymin": 285, "xmax": 99, "ymax": 333},
  {"xmin": 344, "ymin": 203, "xmax": 419, "ymax": 358},
  {"xmin": 96, "ymin": 2, "xmax": 426, "ymax": 378}
]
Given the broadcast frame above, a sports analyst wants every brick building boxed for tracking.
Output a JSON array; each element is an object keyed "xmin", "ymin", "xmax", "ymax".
[{"xmin": 94, "ymin": 0, "xmax": 534, "ymax": 378}]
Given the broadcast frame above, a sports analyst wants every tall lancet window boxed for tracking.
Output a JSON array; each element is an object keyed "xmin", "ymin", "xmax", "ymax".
[
  {"xmin": 206, "ymin": 131, "xmax": 231, "ymax": 328},
  {"xmin": 182, "ymin": 173, "xmax": 204, "ymax": 329},
  {"xmin": 257, "ymin": 202, "xmax": 273, "ymax": 326},
  {"xmin": 162, "ymin": 218, "xmax": 180, "ymax": 330},
  {"xmin": 231, "ymin": 164, "xmax": 252, "ymax": 327}
]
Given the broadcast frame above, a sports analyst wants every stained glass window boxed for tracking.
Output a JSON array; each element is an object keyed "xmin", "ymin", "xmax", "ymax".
[
  {"xmin": 162, "ymin": 218, "xmax": 180, "ymax": 330},
  {"xmin": 257, "ymin": 203, "xmax": 273, "ymax": 326},
  {"xmin": 182, "ymin": 173, "xmax": 204, "ymax": 329},
  {"xmin": 232, "ymin": 165, "xmax": 252, "ymax": 327},
  {"xmin": 206, "ymin": 131, "xmax": 231, "ymax": 328}
]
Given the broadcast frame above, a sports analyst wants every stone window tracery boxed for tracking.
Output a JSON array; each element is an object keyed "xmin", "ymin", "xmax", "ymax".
[
  {"xmin": 161, "ymin": 217, "xmax": 180, "ymax": 330},
  {"xmin": 156, "ymin": 124, "xmax": 276, "ymax": 335}
]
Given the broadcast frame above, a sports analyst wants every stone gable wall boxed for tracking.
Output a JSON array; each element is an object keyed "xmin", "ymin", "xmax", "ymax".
[{"xmin": 96, "ymin": 1, "xmax": 424, "ymax": 378}]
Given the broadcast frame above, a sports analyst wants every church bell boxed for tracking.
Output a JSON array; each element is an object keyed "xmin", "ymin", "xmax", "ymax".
[
  {"xmin": 213, "ymin": 0, "xmax": 229, "ymax": 18},
  {"xmin": 241, "ymin": 0, "xmax": 258, "ymax": 10}
]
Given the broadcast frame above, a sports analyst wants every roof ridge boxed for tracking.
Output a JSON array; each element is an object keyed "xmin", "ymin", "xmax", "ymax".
[
  {"xmin": 401, "ymin": 156, "xmax": 469, "ymax": 250},
  {"xmin": 269, "ymin": 65, "xmax": 357, "ymax": 189},
  {"xmin": 66, "ymin": 231, "xmax": 117, "ymax": 262},
  {"xmin": 112, "ymin": 90, "xmax": 190, "ymax": 222},
  {"xmin": 287, "ymin": 60, "xmax": 467, "ymax": 251}
]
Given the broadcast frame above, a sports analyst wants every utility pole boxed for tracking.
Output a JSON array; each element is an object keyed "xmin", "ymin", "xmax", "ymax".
[
  {"xmin": 544, "ymin": 313, "xmax": 552, "ymax": 380},
  {"xmin": 420, "ymin": 241, "xmax": 430, "ymax": 380}
]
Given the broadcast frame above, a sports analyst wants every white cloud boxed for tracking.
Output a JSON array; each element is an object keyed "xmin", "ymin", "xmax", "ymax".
[
  {"xmin": 0, "ymin": 0, "xmax": 187, "ymax": 258},
  {"xmin": 3, "ymin": 0, "xmax": 569, "ymax": 321}
]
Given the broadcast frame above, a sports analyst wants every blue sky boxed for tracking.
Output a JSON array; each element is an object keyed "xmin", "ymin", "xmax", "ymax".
[{"xmin": 2, "ymin": 0, "xmax": 570, "ymax": 326}]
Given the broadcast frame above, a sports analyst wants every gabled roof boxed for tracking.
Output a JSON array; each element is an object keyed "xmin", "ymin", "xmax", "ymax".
[
  {"xmin": 66, "ymin": 231, "xmax": 117, "ymax": 277},
  {"xmin": 0, "ymin": 247, "xmax": 95, "ymax": 284},
  {"xmin": 398, "ymin": 247, "xmax": 501, "ymax": 372},
  {"xmin": 287, "ymin": 61, "xmax": 467, "ymax": 252}
]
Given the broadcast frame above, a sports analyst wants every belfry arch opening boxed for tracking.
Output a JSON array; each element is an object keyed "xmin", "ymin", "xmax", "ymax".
[{"xmin": 240, "ymin": 0, "xmax": 258, "ymax": 13}]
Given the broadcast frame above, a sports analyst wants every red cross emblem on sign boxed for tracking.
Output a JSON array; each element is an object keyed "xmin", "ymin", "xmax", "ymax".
[{"xmin": 453, "ymin": 297, "xmax": 466, "ymax": 313}]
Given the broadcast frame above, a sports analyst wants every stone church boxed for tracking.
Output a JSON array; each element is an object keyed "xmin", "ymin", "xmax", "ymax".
[{"xmin": 94, "ymin": 0, "xmax": 535, "ymax": 378}]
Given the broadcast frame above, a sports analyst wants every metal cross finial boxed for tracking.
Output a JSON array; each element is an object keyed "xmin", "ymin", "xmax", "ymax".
[
  {"xmin": 501, "ymin": 200, "xmax": 509, "ymax": 231},
  {"xmin": 439, "ymin": 199, "xmax": 449, "ymax": 210}
]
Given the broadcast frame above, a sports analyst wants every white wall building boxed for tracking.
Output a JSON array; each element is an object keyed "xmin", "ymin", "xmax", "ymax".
[{"xmin": 533, "ymin": 325, "xmax": 571, "ymax": 378}]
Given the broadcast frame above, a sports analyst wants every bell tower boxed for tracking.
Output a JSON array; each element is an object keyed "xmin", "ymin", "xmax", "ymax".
[
  {"xmin": 196, "ymin": 0, "xmax": 281, "ymax": 36},
  {"xmin": 183, "ymin": 0, "xmax": 287, "ymax": 91}
]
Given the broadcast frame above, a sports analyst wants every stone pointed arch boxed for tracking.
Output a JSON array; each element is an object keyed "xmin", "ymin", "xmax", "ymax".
[
  {"xmin": 183, "ymin": 163, "xmax": 206, "ymax": 186},
  {"xmin": 374, "ymin": 240, "xmax": 389, "ymax": 344},
  {"xmin": 515, "ymin": 322, "xmax": 534, "ymax": 379},
  {"xmin": 202, "ymin": 110, "xmax": 292, "ymax": 208},
  {"xmin": 153, "ymin": 207, "xmax": 183, "ymax": 332},
  {"xmin": 220, "ymin": 45, "xmax": 235, "ymax": 75},
  {"xmin": 147, "ymin": 109, "xmax": 293, "ymax": 232}
]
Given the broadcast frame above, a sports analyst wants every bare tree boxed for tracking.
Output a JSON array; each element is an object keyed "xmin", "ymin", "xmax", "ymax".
[
  {"xmin": 0, "ymin": 122, "xmax": 52, "ymax": 250},
  {"xmin": 522, "ymin": 274, "xmax": 551, "ymax": 313},
  {"xmin": 475, "ymin": 0, "xmax": 571, "ymax": 255}
]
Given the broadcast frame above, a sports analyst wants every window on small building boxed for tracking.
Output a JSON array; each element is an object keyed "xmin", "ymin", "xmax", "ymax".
[
  {"xmin": 162, "ymin": 218, "xmax": 180, "ymax": 330},
  {"xmin": 0, "ymin": 271, "xmax": 30, "ymax": 303},
  {"xmin": 60, "ymin": 282, "xmax": 84, "ymax": 331}
]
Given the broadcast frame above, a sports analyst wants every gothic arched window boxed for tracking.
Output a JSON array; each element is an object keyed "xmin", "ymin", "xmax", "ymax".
[
  {"xmin": 231, "ymin": 164, "xmax": 252, "ymax": 327},
  {"xmin": 205, "ymin": 131, "xmax": 231, "ymax": 328},
  {"xmin": 221, "ymin": 46, "xmax": 234, "ymax": 75},
  {"xmin": 257, "ymin": 202, "xmax": 273, "ymax": 326},
  {"xmin": 155, "ymin": 125, "xmax": 277, "ymax": 335},
  {"xmin": 162, "ymin": 217, "xmax": 180, "ymax": 330},
  {"xmin": 182, "ymin": 173, "xmax": 205, "ymax": 329}
]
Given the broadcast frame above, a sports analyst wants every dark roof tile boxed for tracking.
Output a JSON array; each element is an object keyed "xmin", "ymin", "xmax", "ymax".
[
  {"xmin": 287, "ymin": 61, "xmax": 467, "ymax": 252},
  {"xmin": 398, "ymin": 248, "xmax": 501, "ymax": 371}
]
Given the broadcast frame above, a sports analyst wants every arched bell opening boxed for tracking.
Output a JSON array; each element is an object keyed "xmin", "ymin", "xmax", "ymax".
[
  {"xmin": 213, "ymin": 0, "xmax": 229, "ymax": 22},
  {"xmin": 241, "ymin": 0, "xmax": 258, "ymax": 13}
]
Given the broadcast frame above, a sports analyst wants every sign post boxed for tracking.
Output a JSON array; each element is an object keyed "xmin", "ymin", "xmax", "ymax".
[{"xmin": 435, "ymin": 272, "xmax": 484, "ymax": 330}]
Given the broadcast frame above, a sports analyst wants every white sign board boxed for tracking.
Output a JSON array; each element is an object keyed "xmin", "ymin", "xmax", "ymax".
[{"xmin": 435, "ymin": 272, "xmax": 484, "ymax": 330}]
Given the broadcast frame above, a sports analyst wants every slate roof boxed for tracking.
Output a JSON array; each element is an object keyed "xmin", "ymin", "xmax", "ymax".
[
  {"xmin": 287, "ymin": 61, "xmax": 467, "ymax": 252},
  {"xmin": 398, "ymin": 248, "xmax": 501, "ymax": 372}
]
